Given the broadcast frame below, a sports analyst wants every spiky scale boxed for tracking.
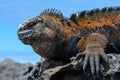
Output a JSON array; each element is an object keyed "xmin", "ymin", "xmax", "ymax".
[
  {"xmin": 117, "ymin": 7, "xmax": 120, "ymax": 10},
  {"xmin": 94, "ymin": 8, "xmax": 99, "ymax": 13},
  {"xmin": 79, "ymin": 11, "xmax": 87, "ymax": 17},
  {"xmin": 52, "ymin": 8, "xmax": 56, "ymax": 13},
  {"xmin": 108, "ymin": 7, "xmax": 114, "ymax": 12},
  {"xmin": 101, "ymin": 7, "xmax": 108, "ymax": 12}
]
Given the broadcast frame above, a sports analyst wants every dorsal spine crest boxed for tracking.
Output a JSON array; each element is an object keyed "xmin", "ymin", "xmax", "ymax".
[
  {"xmin": 40, "ymin": 8, "xmax": 63, "ymax": 18},
  {"xmin": 70, "ymin": 6, "xmax": 120, "ymax": 20}
]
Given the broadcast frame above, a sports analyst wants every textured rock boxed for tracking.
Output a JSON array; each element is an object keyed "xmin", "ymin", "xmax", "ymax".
[
  {"xmin": 0, "ymin": 59, "xmax": 33, "ymax": 80},
  {"xmin": 1, "ymin": 54, "xmax": 120, "ymax": 80},
  {"xmin": 29, "ymin": 54, "xmax": 120, "ymax": 80}
]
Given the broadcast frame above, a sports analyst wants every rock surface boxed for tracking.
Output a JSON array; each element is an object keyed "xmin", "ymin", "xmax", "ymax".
[
  {"xmin": 29, "ymin": 54, "xmax": 120, "ymax": 80},
  {"xmin": 0, "ymin": 59, "xmax": 33, "ymax": 80},
  {"xmin": 1, "ymin": 54, "xmax": 120, "ymax": 80}
]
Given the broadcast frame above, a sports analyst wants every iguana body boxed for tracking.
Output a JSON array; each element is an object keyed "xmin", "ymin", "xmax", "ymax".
[{"xmin": 17, "ymin": 7, "xmax": 120, "ymax": 77}]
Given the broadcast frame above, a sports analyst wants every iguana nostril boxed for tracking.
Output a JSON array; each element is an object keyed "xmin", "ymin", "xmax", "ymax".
[
  {"xmin": 19, "ymin": 27, "xmax": 22, "ymax": 31},
  {"xmin": 19, "ymin": 27, "xmax": 24, "ymax": 31}
]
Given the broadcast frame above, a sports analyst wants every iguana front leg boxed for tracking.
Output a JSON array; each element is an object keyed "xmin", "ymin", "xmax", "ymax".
[
  {"xmin": 28, "ymin": 58, "xmax": 46, "ymax": 79},
  {"xmin": 76, "ymin": 33, "xmax": 109, "ymax": 78}
]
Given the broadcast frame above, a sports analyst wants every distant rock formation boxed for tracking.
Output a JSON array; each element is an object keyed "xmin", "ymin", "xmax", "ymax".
[{"xmin": 0, "ymin": 59, "xmax": 33, "ymax": 80}]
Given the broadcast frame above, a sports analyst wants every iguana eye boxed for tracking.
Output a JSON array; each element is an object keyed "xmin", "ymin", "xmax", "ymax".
[
  {"xmin": 28, "ymin": 22, "xmax": 37, "ymax": 28},
  {"xmin": 31, "ymin": 22, "xmax": 37, "ymax": 26},
  {"xmin": 37, "ymin": 18, "xmax": 44, "ymax": 23},
  {"xmin": 22, "ymin": 21, "xmax": 38, "ymax": 30},
  {"xmin": 40, "ymin": 20, "xmax": 43, "ymax": 23}
]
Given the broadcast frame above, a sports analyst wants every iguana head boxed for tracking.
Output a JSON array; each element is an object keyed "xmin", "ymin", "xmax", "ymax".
[{"xmin": 17, "ymin": 9, "xmax": 64, "ymax": 58}]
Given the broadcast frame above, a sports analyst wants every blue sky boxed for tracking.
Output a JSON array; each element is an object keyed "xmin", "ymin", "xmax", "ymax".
[{"xmin": 0, "ymin": 0, "xmax": 120, "ymax": 63}]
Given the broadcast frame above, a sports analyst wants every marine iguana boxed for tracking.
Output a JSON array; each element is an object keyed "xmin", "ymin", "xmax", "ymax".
[{"xmin": 17, "ymin": 7, "xmax": 120, "ymax": 77}]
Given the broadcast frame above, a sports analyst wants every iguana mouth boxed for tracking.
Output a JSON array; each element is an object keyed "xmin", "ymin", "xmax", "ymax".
[{"xmin": 17, "ymin": 30, "xmax": 33, "ymax": 40}]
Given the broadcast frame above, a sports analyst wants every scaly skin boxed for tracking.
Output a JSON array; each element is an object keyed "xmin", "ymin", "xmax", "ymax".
[{"xmin": 17, "ymin": 7, "xmax": 120, "ymax": 78}]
